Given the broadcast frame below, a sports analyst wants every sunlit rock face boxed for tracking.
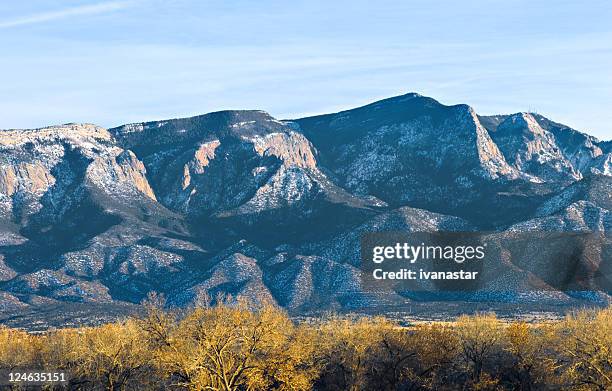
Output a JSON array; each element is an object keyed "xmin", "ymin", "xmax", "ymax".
[
  {"xmin": 0, "ymin": 124, "xmax": 157, "ymax": 226},
  {"xmin": 490, "ymin": 113, "xmax": 580, "ymax": 184}
]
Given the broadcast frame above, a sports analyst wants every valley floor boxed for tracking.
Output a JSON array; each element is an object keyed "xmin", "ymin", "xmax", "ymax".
[{"xmin": 0, "ymin": 299, "xmax": 607, "ymax": 332}]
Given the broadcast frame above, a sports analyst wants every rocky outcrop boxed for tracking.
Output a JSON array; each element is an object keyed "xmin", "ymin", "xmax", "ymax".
[
  {"xmin": 0, "ymin": 124, "xmax": 158, "ymax": 225},
  {"xmin": 589, "ymin": 153, "xmax": 612, "ymax": 176},
  {"xmin": 481, "ymin": 113, "xmax": 608, "ymax": 178},
  {"xmin": 490, "ymin": 113, "xmax": 580, "ymax": 183},
  {"xmin": 294, "ymin": 95, "xmax": 517, "ymax": 198},
  {"xmin": 532, "ymin": 113, "xmax": 604, "ymax": 172}
]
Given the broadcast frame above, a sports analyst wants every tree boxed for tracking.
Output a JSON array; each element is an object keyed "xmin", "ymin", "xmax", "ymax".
[
  {"xmin": 70, "ymin": 321, "xmax": 154, "ymax": 390},
  {"xmin": 552, "ymin": 308, "xmax": 612, "ymax": 390},
  {"xmin": 455, "ymin": 313, "xmax": 504, "ymax": 387},
  {"xmin": 504, "ymin": 322, "xmax": 556, "ymax": 390},
  {"xmin": 0, "ymin": 327, "xmax": 45, "ymax": 370},
  {"xmin": 150, "ymin": 298, "xmax": 317, "ymax": 390}
]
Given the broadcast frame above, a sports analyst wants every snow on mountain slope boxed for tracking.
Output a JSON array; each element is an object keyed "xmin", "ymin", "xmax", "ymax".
[
  {"xmin": 111, "ymin": 110, "xmax": 383, "ymax": 247},
  {"xmin": 111, "ymin": 111, "xmax": 340, "ymax": 214},
  {"xmin": 292, "ymin": 94, "xmax": 559, "ymax": 228},
  {"xmin": 308, "ymin": 206, "xmax": 472, "ymax": 267},
  {"xmin": 536, "ymin": 174, "xmax": 612, "ymax": 217}
]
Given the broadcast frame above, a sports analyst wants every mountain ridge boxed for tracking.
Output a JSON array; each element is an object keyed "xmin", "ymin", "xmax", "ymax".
[{"xmin": 0, "ymin": 93, "xmax": 610, "ymax": 324}]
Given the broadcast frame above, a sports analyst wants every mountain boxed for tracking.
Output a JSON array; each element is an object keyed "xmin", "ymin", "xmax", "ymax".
[
  {"xmin": 0, "ymin": 93, "xmax": 610, "ymax": 325},
  {"xmin": 291, "ymin": 94, "xmax": 530, "ymax": 227},
  {"xmin": 109, "ymin": 110, "xmax": 382, "ymax": 245}
]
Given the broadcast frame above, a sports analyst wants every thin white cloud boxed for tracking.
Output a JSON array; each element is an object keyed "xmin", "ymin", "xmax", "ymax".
[{"xmin": 0, "ymin": 1, "xmax": 133, "ymax": 29}]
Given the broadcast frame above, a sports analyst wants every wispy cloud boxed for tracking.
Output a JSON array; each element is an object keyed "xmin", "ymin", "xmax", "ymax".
[{"xmin": 0, "ymin": 1, "xmax": 133, "ymax": 29}]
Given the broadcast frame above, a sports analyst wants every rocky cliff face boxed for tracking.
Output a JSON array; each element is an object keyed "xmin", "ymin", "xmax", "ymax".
[
  {"xmin": 0, "ymin": 124, "xmax": 158, "ymax": 225},
  {"xmin": 109, "ymin": 110, "xmax": 316, "ymax": 216},
  {"xmin": 0, "ymin": 94, "xmax": 610, "ymax": 318},
  {"xmin": 532, "ymin": 113, "xmax": 605, "ymax": 172},
  {"xmin": 482, "ymin": 113, "xmax": 608, "ymax": 178},
  {"xmin": 489, "ymin": 113, "xmax": 580, "ymax": 184}
]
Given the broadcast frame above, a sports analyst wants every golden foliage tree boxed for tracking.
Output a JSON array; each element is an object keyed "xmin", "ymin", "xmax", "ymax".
[
  {"xmin": 455, "ymin": 313, "xmax": 505, "ymax": 388},
  {"xmin": 146, "ymin": 298, "xmax": 318, "ymax": 390},
  {"xmin": 69, "ymin": 321, "xmax": 154, "ymax": 390},
  {"xmin": 504, "ymin": 322, "xmax": 556, "ymax": 390},
  {"xmin": 552, "ymin": 308, "xmax": 612, "ymax": 390}
]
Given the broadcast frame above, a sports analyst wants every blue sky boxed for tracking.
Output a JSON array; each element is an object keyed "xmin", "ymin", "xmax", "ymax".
[{"xmin": 1, "ymin": 1, "xmax": 611, "ymax": 140}]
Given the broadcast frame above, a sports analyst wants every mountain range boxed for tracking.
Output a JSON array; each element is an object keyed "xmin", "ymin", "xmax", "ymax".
[{"xmin": 0, "ymin": 93, "xmax": 610, "ymax": 326}]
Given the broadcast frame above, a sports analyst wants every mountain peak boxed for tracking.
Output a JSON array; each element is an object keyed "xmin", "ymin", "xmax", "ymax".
[
  {"xmin": 501, "ymin": 112, "xmax": 545, "ymax": 134},
  {"xmin": 109, "ymin": 110, "xmax": 289, "ymax": 152},
  {"xmin": 112, "ymin": 110, "xmax": 277, "ymax": 135}
]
